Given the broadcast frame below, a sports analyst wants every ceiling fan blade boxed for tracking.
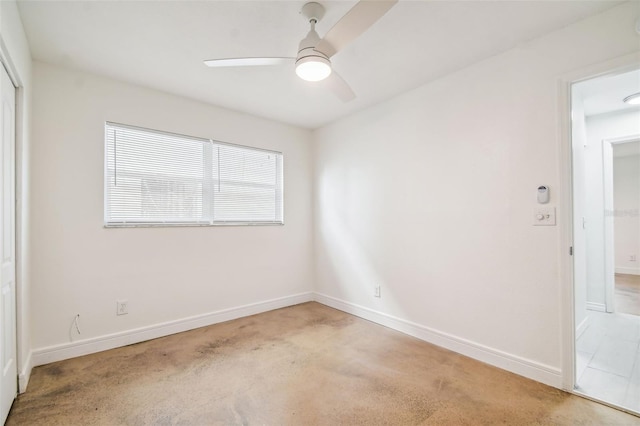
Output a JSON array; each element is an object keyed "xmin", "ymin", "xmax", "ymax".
[
  {"xmin": 321, "ymin": 71, "xmax": 356, "ymax": 102},
  {"xmin": 314, "ymin": 0, "xmax": 398, "ymax": 58},
  {"xmin": 204, "ymin": 57, "xmax": 294, "ymax": 67}
]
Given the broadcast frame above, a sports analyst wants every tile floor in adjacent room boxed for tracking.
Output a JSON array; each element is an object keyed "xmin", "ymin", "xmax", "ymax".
[{"xmin": 576, "ymin": 310, "xmax": 640, "ymax": 414}]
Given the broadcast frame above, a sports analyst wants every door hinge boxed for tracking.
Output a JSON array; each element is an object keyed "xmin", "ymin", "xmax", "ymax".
[{"xmin": 569, "ymin": 246, "xmax": 573, "ymax": 256}]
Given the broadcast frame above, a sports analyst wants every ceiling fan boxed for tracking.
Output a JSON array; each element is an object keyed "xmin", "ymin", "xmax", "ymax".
[{"xmin": 203, "ymin": 1, "xmax": 398, "ymax": 102}]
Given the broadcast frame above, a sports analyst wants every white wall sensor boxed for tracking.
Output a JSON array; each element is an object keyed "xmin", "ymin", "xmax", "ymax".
[{"xmin": 537, "ymin": 186, "xmax": 550, "ymax": 204}]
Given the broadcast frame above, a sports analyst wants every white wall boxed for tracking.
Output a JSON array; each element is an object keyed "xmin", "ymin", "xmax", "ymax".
[
  {"xmin": 614, "ymin": 153, "xmax": 640, "ymax": 274},
  {"xmin": 584, "ymin": 110, "xmax": 640, "ymax": 304},
  {"xmin": 313, "ymin": 1, "xmax": 640, "ymax": 388},
  {"xmin": 30, "ymin": 62, "xmax": 314, "ymax": 357},
  {"xmin": 0, "ymin": 0, "xmax": 33, "ymax": 391}
]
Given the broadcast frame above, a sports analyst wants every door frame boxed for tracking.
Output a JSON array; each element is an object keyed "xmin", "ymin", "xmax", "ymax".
[
  {"xmin": 0, "ymin": 36, "xmax": 27, "ymax": 394},
  {"xmin": 603, "ymin": 135, "xmax": 640, "ymax": 313},
  {"xmin": 0, "ymin": 60, "xmax": 17, "ymax": 423},
  {"xmin": 559, "ymin": 51, "xmax": 640, "ymax": 392}
]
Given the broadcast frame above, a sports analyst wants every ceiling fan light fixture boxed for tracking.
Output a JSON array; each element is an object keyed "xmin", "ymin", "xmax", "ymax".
[
  {"xmin": 295, "ymin": 56, "xmax": 332, "ymax": 82},
  {"xmin": 623, "ymin": 92, "xmax": 640, "ymax": 105},
  {"xmin": 202, "ymin": 1, "xmax": 398, "ymax": 101}
]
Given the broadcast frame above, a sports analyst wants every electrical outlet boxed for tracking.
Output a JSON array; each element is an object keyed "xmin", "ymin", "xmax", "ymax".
[
  {"xmin": 116, "ymin": 300, "xmax": 128, "ymax": 316},
  {"xmin": 374, "ymin": 286, "xmax": 381, "ymax": 298}
]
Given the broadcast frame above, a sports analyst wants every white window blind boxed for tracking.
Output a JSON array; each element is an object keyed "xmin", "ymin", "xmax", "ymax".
[{"xmin": 105, "ymin": 122, "xmax": 283, "ymax": 226}]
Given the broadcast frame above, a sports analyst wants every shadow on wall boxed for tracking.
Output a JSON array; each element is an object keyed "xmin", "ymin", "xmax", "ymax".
[{"xmin": 316, "ymin": 167, "xmax": 398, "ymax": 311}]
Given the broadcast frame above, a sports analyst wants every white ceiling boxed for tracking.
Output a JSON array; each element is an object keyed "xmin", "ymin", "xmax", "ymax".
[
  {"xmin": 17, "ymin": 0, "xmax": 625, "ymax": 129},
  {"xmin": 580, "ymin": 68, "xmax": 640, "ymax": 117}
]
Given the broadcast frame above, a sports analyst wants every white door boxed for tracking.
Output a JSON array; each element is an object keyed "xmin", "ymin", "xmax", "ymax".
[{"xmin": 0, "ymin": 62, "xmax": 16, "ymax": 423}]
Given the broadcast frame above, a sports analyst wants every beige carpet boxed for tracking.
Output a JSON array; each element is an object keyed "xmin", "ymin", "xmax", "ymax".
[
  {"xmin": 616, "ymin": 273, "xmax": 640, "ymax": 316},
  {"xmin": 7, "ymin": 302, "xmax": 639, "ymax": 425}
]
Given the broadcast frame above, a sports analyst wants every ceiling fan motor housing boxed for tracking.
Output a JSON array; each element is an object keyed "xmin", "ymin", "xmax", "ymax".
[
  {"xmin": 295, "ymin": 19, "xmax": 331, "ymax": 81},
  {"xmin": 300, "ymin": 2, "xmax": 325, "ymax": 23}
]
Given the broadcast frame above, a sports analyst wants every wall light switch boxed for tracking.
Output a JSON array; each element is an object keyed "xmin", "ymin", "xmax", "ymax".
[{"xmin": 533, "ymin": 207, "xmax": 556, "ymax": 226}]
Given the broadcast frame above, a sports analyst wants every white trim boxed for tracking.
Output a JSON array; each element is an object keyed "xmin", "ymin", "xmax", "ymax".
[
  {"xmin": 18, "ymin": 351, "xmax": 32, "ymax": 393},
  {"xmin": 29, "ymin": 291, "xmax": 566, "ymax": 391},
  {"xmin": 0, "ymin": 37, "xmax": 22, "ymax": 88},
  {"xmin": 576, "ymin": 315, "xmax": 590, "ymax": 339},
  {"xmin": 558, "ymin": 71, "xmax": 576, "ymax": 392},
  {"xmin": 314, "ymin": 293, "xmax": 562, "ymax": 388},
  {"xmin": 603, "ymin": 134, "xmax": 640, "ymax": 313},
  {"xmin": 586, "ymin": 302, "xmax": 607, "ymax": 312},
  {"xmin": 603, "ymin": 137, "xmax": 616, "ymax": 313},
  {"xmin": 615, "ymin": 267, "xmax": 640, "ymax": 275},
  {"xmin": 32, "ymin": 292, "xmax": 313, "ymax": 368}
]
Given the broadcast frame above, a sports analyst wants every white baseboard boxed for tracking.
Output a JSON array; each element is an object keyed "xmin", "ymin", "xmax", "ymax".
[
  {"xmin": 313, "ymin": 293, "xmax": 562, "ymax": 388},
  {"xmin": 615, "ymin": 266, "xmax": 640, "ymax": 276},
  {"xmin": 587, "ymin": 302, "xmax": 606, "ymax": 312},
  {"xmin": 18, "ymin": 350, "xmax": 33, "ymax": 393},
  {"xmin": 576, "ymin": 315, "xmax": 590, "ymax": 339},
  {"xmin": 29, "ymin": 291, "xmax": 563, "ymax": 392},
  {"xmin": 32, "ymin": 292, "xmax": 313, "ymax": 368}
]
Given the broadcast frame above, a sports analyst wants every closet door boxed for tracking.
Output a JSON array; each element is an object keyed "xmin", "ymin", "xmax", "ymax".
[{"xmin": 0, "ymin": 61, "xmax": 17, "ymax": 424}]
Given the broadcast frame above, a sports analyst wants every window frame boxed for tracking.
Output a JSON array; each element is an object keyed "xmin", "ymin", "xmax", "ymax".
[{"xmin": 104, "ymin": 122, "xmax": 284, "ymax": 228}]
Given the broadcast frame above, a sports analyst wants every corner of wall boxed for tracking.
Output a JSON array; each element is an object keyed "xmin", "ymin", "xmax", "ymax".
[
  {"xmin": 18, "ymin": 350, "xmax": 32, "ymax": 393},
  {"xmin": 309, "ymin": 127, "xmax": 320, "ymax": 294}
]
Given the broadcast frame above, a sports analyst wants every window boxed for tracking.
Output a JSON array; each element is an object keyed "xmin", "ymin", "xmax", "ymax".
[{"xmin": 105, "ymin": 122, "xmax": 283, "ymax": 226}]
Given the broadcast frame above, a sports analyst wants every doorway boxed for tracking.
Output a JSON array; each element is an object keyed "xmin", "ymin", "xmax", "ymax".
[
  {"xmin": 571, "ymin": 68, "xmax": 640, "ymax": 413},
  {"xmin": 609, "ymin": 140, "xmax": 640, "ymax": 317}
]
